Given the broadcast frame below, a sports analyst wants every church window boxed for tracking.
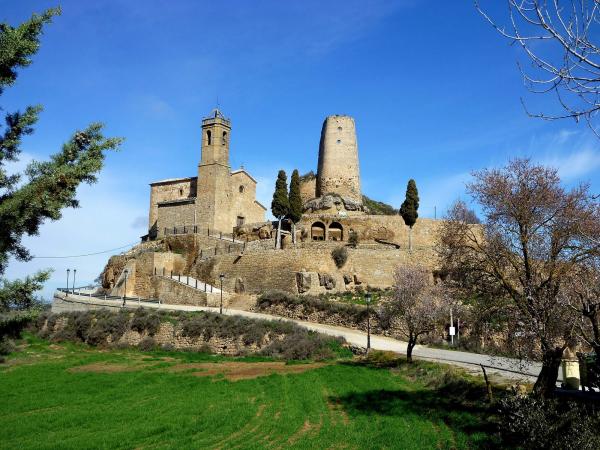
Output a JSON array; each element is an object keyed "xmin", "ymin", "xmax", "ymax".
[
  {"xmin": 337, "ymin": 139, "xmax": 341, "ymax": 144},
  {"xmin": 222, "ymin": 131, "xmax": 228, "ymax": 145},
  {"xmin": 179, "ymin": 188, "xmax": 183, "ymax": 196},
  {"xmin": 207, "ymin": 130, "xmax": 212, "ymax": 145},
  {"xmin": 239, "ymin": 185, "xmax": 245, "ymax": 193},
  {"xmin": 237, "ymin": 216, "xmax": 245, "ymax": 227}
]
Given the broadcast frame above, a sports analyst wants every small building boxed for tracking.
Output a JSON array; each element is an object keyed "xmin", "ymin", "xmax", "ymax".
[{"xmin": 147, "ymin": 109, "xmax": 266, "ymax": 238}]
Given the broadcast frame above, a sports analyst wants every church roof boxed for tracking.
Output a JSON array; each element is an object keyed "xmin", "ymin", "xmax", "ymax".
[
  {"xmin": 231, "ymin": 168, "xmax": 257, "ymax": 183},
  {"xmin": 150, "ymin": 176, "xmax": 196, "ymax": 186}
]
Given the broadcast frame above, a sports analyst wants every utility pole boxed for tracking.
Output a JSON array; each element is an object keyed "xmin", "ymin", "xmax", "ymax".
[
  {"xmin": 450, "ymin": 307, "xmax": 454, "ymax": 346},
  {"xmin": 72, "ymin": 269, "xmax": 77, "ymax": 295},
  {"xmin": 66, "ymin": 269, "xmax": 70, "ymax": 297}
]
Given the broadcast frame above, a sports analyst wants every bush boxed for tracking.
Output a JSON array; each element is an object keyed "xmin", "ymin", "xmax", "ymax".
[
  {"xmin": 261, "ymin": 331, "xmax": 340, "ymax": 361},
  {"xmin": 348, "ymin": 231, "xmax": 359, "ymax": 248},
  {"xmin": 331, "ymin": 246, "xmax": 348, "ymax": 268},
  {"xmin": 499, "ymin": 394, "xmax": 600, "ymax": 449},
  {"xmin": 0, "ymin": 312, "xmax": 34, "ymax": 340},
  {"xmin": 256, "ymin": 291, "xmax": 368, "ymax": 325},
  {"xmin": 33, "ymin": 309, "xmax": 348, "ymax": 361},
  {"xmin": 130, "ymin": 308, "xmax": 161, "ymax": 336},
  {"xmin": 138, "ymin": 337, "xmax": 157, "ymax": 351},
  {"xmin": 364, "ymin": 350, "xmax": 400, "ymax": 368},
  {"xmin": 0, "ymin": 338, "xmax": 16, "ymax": 356}
]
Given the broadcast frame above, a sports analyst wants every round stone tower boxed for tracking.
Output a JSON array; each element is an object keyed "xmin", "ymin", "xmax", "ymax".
[{"xmin": 316, "ymin": 115, "xmax": 362, "ymax": 204}]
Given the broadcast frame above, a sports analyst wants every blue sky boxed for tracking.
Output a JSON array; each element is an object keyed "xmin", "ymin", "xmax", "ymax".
[{"xmin": 2, "ymin": 0, "xmax": 600, "ymax": 299}]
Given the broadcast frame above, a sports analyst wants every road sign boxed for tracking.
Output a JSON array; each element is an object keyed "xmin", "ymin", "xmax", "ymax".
[{"xmin": 449, "ymin": 326, "xmax": 456, "ymax": 336}]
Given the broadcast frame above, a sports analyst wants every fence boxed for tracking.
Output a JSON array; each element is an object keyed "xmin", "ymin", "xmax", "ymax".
[
  {"xmin": 153, "ymin": 269, "xmax": 220, "ymax": 293},
  {"xmin": 57, "ymin": 287, "xmax": 161, "ymax": 304},
  {"xmin": 163, "ymin": 225, "xmax": 243, "ymax": 243}
]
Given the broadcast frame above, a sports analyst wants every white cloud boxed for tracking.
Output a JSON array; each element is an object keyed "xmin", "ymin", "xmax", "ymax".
[
  {"xmin": 533, "ymin": 129, "xmax": 600, "ymax": 181},
  {"xmin": 541, "ymin": 148, "xmax": 600, "ymax": 181}
]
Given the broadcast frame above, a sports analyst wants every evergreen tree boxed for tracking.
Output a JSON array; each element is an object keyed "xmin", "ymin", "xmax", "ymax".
[
  {"xmin": 0, "ymin": 8, "xmax": 123, "ymax": 307},
  {"xmin": 271, "ymin": 170, "xmax": 289, "ymax": 249},
  {"xmin": 288, "ymin": 169, "xmax": 302, "ymax": 244},
  {"xmin": 400, "ymin": 179, "xmax": 419, "ymax": 251}
]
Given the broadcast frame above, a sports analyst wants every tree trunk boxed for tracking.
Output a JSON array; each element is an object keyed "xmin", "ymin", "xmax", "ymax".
[
  {"xmin": 533, "ymin": 346, "xmax": 564, "ymax": 398},
  {"xmin": 275, "ymin": 217, "xmax": 282, "ymax": 249},
  {"xmin": 292, "ymin": 222, "xmax": 296, "ymax": 245},
  {"xmin": 407, "ymin": 335, "xmax": 417, "ymax": 363},
  {"xmin": 408, "ymin": 227, "xmax": 413, "ymax": 252}
]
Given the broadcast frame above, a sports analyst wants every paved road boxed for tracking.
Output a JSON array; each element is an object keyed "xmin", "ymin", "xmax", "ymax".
[{"xmin": 54, "ymin": 292, "xmax": 548, "ymax": 383}]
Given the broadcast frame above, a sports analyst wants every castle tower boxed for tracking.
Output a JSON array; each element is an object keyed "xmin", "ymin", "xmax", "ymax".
[
  {"xmin": 316, "ymin": 115, "xmax": 362, "ymax": 204},
  {"xmin": 196, "ymin": 109, "xmax": 232, "ymax": 232}
]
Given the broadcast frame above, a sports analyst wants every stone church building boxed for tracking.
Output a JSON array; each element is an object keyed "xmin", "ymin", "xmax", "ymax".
[{"xmin": 147, "ymin": 109, "xmax": 266, "ymax": 238}]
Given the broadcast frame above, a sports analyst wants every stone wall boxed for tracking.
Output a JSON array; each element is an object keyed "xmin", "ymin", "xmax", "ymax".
[
  {"xmin": 41, "ymin": 316, "xmax": 262, "ymax": 356},
  {"xmin": 149, "ymin": 177, "xmax": 197, "ymax": 232},
  {"xmin": 157, "ymin": 201, "xmax": 197, "ymax": 236},
  {"xmin": 192, "ymin": 242, "xmax": 438, "ymax": 295},
  {"xmin": 298, "ymin": 215, "xmax": 443, "ymax": 247},
  {"xmin": 153, "ymin": 276, "xmax": 228, "ymax": 307}
]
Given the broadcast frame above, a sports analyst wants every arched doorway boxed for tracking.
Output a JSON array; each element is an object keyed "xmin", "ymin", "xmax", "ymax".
[
  {"xmin": 329, "ymin": 222, "xmax": 343, "ymax": 241},
  {"xmin": 311, "ymin": 222, "xmax": 326, "ymax": 241}
]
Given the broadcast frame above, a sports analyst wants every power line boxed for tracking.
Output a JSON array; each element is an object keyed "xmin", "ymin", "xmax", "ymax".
[{"xmin": 32, "ymin": 241, "xmax": 139, "ymax": 259}]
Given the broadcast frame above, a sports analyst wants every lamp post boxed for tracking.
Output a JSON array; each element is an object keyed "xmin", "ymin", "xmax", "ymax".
[
  {"xmin": 66, "ymin": 269, "xmax": 70, "ymax": 297},
  {"xmin": 219, "ymin": 273, "xmax": 225, "ymax": 314},
  {"xmin": 365, "ymin": 292, "xmax": 372, "ymax": 353},
  {"xmin": 72, "ymin": 269, "xmax": 77, "ymax": 295},
  {"xmin": 122, "ymin": 269, "xmax": 129, "ymax": 307}
]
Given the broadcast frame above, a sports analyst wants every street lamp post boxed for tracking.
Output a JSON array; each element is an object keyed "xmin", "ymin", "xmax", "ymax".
[
  {"xmin": 219, "ymin": 273, "xmax": 225, "ymax": 314},
  {"xmin": 66, "ymin": 269, "xmax": 70, "ymax": 297},
  {"xmin": 72, "ymin": 269, "xmax": 77, "ymax": 295},
  {"xmin": 122, "ymin": 269, "xmax": 129, "ymax": 307},
  {"xmin": 365, "ymin": 292, "xmax": 372, "ymax": 353}
]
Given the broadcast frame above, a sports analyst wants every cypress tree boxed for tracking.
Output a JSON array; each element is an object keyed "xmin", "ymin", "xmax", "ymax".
[
  {"xmin": 271, "ymin": 170, "xmax": 289, "ymax": 249},
  {"xmin": 288, "ymin": 169, "xmax": 302, "ymax": 244},
  {"xmin": 400, "ymin": 179, "xmax": 419, "ymax": 251}
]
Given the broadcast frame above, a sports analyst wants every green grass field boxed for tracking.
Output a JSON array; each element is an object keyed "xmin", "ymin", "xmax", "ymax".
[{"xmin": 0, "ymin": 335, "xmax": 499, "ymax": 449}]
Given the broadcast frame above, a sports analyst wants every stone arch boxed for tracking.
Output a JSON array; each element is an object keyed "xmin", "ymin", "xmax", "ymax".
[
  {"xmin": 329, "ymin": 222, "xmax": 344, "ymax": 241},
  {"xmin": 207, "ymin": 130, "xmax": 212, "ymax": 145},
  {"xmin": 311, "ymin": 221, "xmax": 326, "ymax": 241}
]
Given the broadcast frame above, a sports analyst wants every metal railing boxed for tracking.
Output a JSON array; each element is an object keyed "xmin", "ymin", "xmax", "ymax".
[
  {"xmin": 153, "ymin": 270, "xmax": 220, "ymax": 293},
  {"xmin": 57, "ymin": 287, "xmax": 161, "ymax": 304}
]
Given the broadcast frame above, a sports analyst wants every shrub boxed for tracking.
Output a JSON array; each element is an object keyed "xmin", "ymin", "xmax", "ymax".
[
  {"xmin": 261, "ymin": 331, "xmax": 338, "ymax": 360},
  {"xmin": 364, "ymin": 350, "xmax": 400, "ymax": 368},
  {"xmin": 256, "ymin": 291, "xmax": 368, "ymax": 325},
  {"xmin": 0, "ymin": 338, "xmax": 16, "ymax": 356},
  {"xmin": 160, "ymin": 343, "xmax": 175, "ymax": 352},
  {"xmin": 348, "ymin": 231, "xmax": 359, "ymax": 248},
  {"xmin": 331, "ymin": 246, "xmax": 348, "ymax": 268},
  {"xmin": 138, "ymin": 337, "xmax": 156, "ymax": 351},
  {"xmin": 499, "ymin": 394, "xmax": 600, "ymax": 449},
  {"xmin": 130, "ymin": 309, "xmax": 161, "ymax": 336}
]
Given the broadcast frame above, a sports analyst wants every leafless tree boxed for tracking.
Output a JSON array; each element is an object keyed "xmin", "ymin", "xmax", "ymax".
[
  {"xmin": 385, "ymin": 265, "xmax": 451, "ymax": 362},
  {"xmin": 439, "ymin": 158, "xmax": 600, "ymax": 397},
  {"xmin": 477, "ymin": 1, "xmax": 600, "ymax": 135},
  {"xmin": 568, "ymin": 261, "xmax": 600, "ymax": 357}
]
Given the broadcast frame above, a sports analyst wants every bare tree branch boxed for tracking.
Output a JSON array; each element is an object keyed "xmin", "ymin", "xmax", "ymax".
[{"xmin": 476, "ymin": 0, "xmax": 600, "ymax": 136}]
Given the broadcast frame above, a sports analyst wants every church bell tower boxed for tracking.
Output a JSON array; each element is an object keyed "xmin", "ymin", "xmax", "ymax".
[{"xmin": 196, "ymin": 109, "xmax": 232, "ymax": 232}]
